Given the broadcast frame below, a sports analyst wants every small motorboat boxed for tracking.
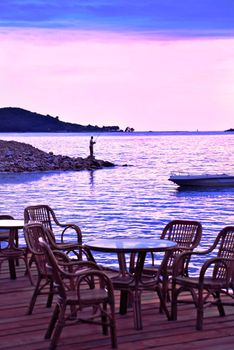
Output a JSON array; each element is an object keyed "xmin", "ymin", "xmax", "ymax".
[{"xmin": 169, "ymin": 173, "xmax": 234, "ymax": 187}]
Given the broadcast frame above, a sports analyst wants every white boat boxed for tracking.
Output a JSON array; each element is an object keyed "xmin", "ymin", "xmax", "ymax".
[{"xmin": 168, "ymin": 174, "xmax": 234, "ymax": 187}]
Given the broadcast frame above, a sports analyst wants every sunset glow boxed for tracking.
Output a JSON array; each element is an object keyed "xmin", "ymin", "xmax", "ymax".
[{"xmin": 1, "ymin": 1, "xmax": 234, "ymax": 131}]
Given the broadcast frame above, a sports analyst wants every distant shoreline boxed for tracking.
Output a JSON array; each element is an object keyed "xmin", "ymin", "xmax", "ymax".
[{"xmin": 0, "ymin": 130, "xmax": 233, "ymax": 136}]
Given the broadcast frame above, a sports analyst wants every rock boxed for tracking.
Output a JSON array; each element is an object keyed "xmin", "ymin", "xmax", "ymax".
[{"xmin": 0, "ymin": 140, "xmax": 115, "ymax": 173}]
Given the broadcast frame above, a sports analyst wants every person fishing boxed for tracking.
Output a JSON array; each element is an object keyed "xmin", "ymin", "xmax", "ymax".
[{"xmin": 89, "ymin": 136, "xmax": 96, "ymax": 158}]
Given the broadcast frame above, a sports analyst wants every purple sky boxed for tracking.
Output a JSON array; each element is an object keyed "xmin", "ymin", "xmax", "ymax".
[{"xmin": 1, "ymin": 1, "xmax": 234, "ymax": 131}]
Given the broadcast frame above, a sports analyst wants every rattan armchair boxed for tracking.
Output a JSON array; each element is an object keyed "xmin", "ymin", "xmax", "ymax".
[
  {"xmin": 24, "ymin": 205, "xmax": 91, "ymax": 261},
  {"xmin": 24, "ymin": 222, "xmax": 97, "ymax": 315},
  {"xmin": 39, "ymin": 237, "xmax": 117, "ymax": 349},
  {"xmin": 171, "ymin": 226, "xmax": 234, "ymax": 330},
  {"xmin": 143, "ymin": 220, "xmax": 202, "ymax": 301}
]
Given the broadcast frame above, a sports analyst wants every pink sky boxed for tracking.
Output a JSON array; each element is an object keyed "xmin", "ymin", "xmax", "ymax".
[{"xmin": 1, "ymin": 28, "xmax": 234, "ymax": 131}]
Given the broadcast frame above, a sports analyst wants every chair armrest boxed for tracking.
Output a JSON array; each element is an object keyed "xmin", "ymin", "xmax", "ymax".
[
  {"xmin": 149, "ymin": 246, "xmax": 200, "ymax": 269},
  {"xmin": 52, "ymin": 250, "xmax": 71, "ymax": 263},
  {"xmin": 58, "ymin": 260, "xmax": 101, "ymax": 276},
  {"xmin": 76, "ymin": 269, "xmax": 115, "ymax": 301},
  {"xmin": 199, "ymin": 257, "xmax": 234, "ymax": 285},
  {"xmin": 48, "ymin": 210, "xmax": 82, "ymax": 244},
  {"xmin": 51, "ymin": 242, "xmax": 96, "ymax": 262},
  {"xmin": 172, "ymin": 250, "xmax": 210, "ymax": 277},
  {"xmin": 59, "ymin": 223, "xmax": 80, "ymax": 230},
  {"xmin": 60, "ymin": 224, "xmax": 82, "ymax": 245}
]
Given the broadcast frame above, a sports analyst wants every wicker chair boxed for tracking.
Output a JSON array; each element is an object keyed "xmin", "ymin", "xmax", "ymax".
[
  {"xmin": 0, "ymin": 215, "xmax": 32, "ymax": 283},
  {"xmin": 171, "ymin": 226, "xmax": 234, "ymax": 330},
  {"xmin": 39, "ymin": 236, "xmax": 117, "ymax": 349},
  {"xmin": 24, "ymin": 222, "xmax": 97, "ymax": 315},
  {"xmin": 143, "ymin": 220, "xmax": 202, "ymax": 301},
  {"xmin": 24, "ymin": 205, "xmax": 90, "ymax": 261}
]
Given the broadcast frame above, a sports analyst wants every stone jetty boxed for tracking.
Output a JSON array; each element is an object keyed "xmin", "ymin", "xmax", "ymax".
[{"xmin": 0, "ymin": 140, "xmax": 115, "ymax": 172}]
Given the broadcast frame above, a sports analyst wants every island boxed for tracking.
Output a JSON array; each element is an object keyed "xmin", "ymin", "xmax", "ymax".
[
  {"xmin": 0, "ymin": 107, "xmax": 123, "ymax": 133},
  {"xmin": 0, "ymin": 139, "xmax": 115, "ymax": 172}
]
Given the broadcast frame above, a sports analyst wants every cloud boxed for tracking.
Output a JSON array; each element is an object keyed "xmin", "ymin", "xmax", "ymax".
[{"xmin": 0, "ymin": 0, "xmax": 234, "ymax": 37}]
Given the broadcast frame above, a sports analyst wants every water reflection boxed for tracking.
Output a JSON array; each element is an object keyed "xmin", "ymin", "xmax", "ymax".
[
  {"xmin": 89, "ymin": 170, "xmax": 95, "ymax": 187},
  {"xmin": 175, "ymin": 186, "xmax": 234, "ymax": 196}
]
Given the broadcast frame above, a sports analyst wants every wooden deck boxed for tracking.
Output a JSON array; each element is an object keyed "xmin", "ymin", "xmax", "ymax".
[{"xmin": 1, "ymin": 261, "xmax": 234, "ymax": 350}]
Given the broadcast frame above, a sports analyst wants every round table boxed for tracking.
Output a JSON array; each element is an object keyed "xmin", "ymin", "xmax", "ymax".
[
  {"xmin": 85, "ymin": 238, "xmax": 176, "ymax": 275},
  {"xmin": 85, "ymin": 238, "xmax": 177, "ymax": 329}
]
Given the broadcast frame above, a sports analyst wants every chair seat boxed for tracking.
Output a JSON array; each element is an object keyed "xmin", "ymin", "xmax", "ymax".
[
  {"xmin": 0, "ymin": 247, "xmax": 26, "ymax": 258},
  {"xmin": 65, "ymin": 288, "xmax": 109, "ymax": 304},
  {"xmin": 111, "ymin": 274, "xmax": 158, "ymax": 289},
  {"xmin": 81, "ymin": 289, "xmax": 109, "ymax": 303},
  {"xmin": 175, "ymin": 276, "xmax": 229, "ymax": 290},
  {"xmin": 144, "ymin": 264, "xmax": 170, "ymax": 275}
]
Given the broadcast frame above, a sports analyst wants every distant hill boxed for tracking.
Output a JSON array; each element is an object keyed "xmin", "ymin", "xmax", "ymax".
[{"xmin": 0, "ymin": 107, "xmax": 122, "ymax": 132}]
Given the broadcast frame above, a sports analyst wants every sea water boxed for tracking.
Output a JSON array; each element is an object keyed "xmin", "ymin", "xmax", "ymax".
[{"xmin": 1, "ymin": 131, "xmax": 234, "ymax": 273}]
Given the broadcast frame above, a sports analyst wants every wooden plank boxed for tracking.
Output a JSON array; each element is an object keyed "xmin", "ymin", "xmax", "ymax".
[{"xmin": 1, "ymin": 261, "xmax": 234, "ymax": 350}]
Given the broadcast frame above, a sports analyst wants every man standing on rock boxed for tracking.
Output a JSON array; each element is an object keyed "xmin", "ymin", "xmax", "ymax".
[{"xmin": 89, "ymin": 136, "xmax": 96, "ymax": 158}]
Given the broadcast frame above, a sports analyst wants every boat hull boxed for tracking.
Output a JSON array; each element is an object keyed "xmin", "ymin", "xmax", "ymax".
[{"xmin": 169, "ymin": 174, "xmax": 234, "ymax": 187}]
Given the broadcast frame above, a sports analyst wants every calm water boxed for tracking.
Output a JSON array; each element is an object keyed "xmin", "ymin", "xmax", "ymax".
[{"xmin": 1, "ymin": 131, "xmax": 234, "ymax": 273}]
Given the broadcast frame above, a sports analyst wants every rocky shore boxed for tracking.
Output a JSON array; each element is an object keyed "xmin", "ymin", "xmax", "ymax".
[{"xmin": 0, "ymin": 140, "xmax": 115, "ymax": 172}]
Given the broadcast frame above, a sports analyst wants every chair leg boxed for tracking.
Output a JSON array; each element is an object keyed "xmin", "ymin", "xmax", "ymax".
[
  {"xmin": 27, "ymin": 278, "xmax": 41, "ymax": 315},
  {"xmin": 110, "ymin": 307, "xmax": 118, "ymax": 349},
  {"xmin": 46, "ymin": 281, "xmax": 54, "ymax": 308},
  {"xmin": 15, "ymin": 229, "xmax": 19, "ymax": 266},
  {"xmin": 159, "ymin": 275, "xmax": 169, "ymax": 314},
  {"xmin": 8, "ymin": 257, "xmax": 16, "ymax": 279},
  {"xmin": 45, "ymin": 304, "xmax": 60, "ymax": 339},
  {"xmin": 119, "ymin": 290, "xmax": 128, "ymax": 315},
  {"xmin": 23, "ymin": 256, "xmax": 34, "ymax": 285},
  {"xmin": 156, "ymin": 286, "xmax": 171, "ymax": 320},
  {"xmin": 101, "ymin": 303, "xmax": 108, "ymax": 335},
  {"xmin": 214, "ymin": 291, "xmax": 225, "ymax": 317},
  {"xmin": 50, "ymin": 303, "xmax": 66, "ymax": 350},
  {"xmin": 28, "ymin": 254, "xmax": 34, "ymax": 269},
  {"xmin": 196, "ymin": 288, "xmax": 204, "ymax": 330},
  {"xmin": 162, "ymin": 275, "xmax": 170, "ymax": 300},
  {"xmin": 133, "ymin": 290, "xmax": 142, "ymax": 330},
  {"xmin": 171, "ymin": 280, "xmax": 177, "ymax": 321}
]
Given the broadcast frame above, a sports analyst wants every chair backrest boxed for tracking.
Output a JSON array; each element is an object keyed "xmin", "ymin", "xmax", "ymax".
[
  {"xmin": 24, "ymin": 205, "xmax": 52, "ymax": 229},
  {"xmin": 161, "ymin": 220, "xmax": 202, "ymax": 249},
  {"xmin": 39, "ymin": 237, "xmax": 67, "ymax": 299},
  {"xmin": 24, "ymin": 222, "xmax": 51, "ymax": 276},
  {"xmin": 24, "ymin": 205, "xmax": 56, "ymax": 241},
  {"xmin": 213, "ymin": 226, "xmax": 234, "ymax": 282},
  {"xmin": 160, "ymin": 220, "xmax": 202, "ymax": 273}
]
